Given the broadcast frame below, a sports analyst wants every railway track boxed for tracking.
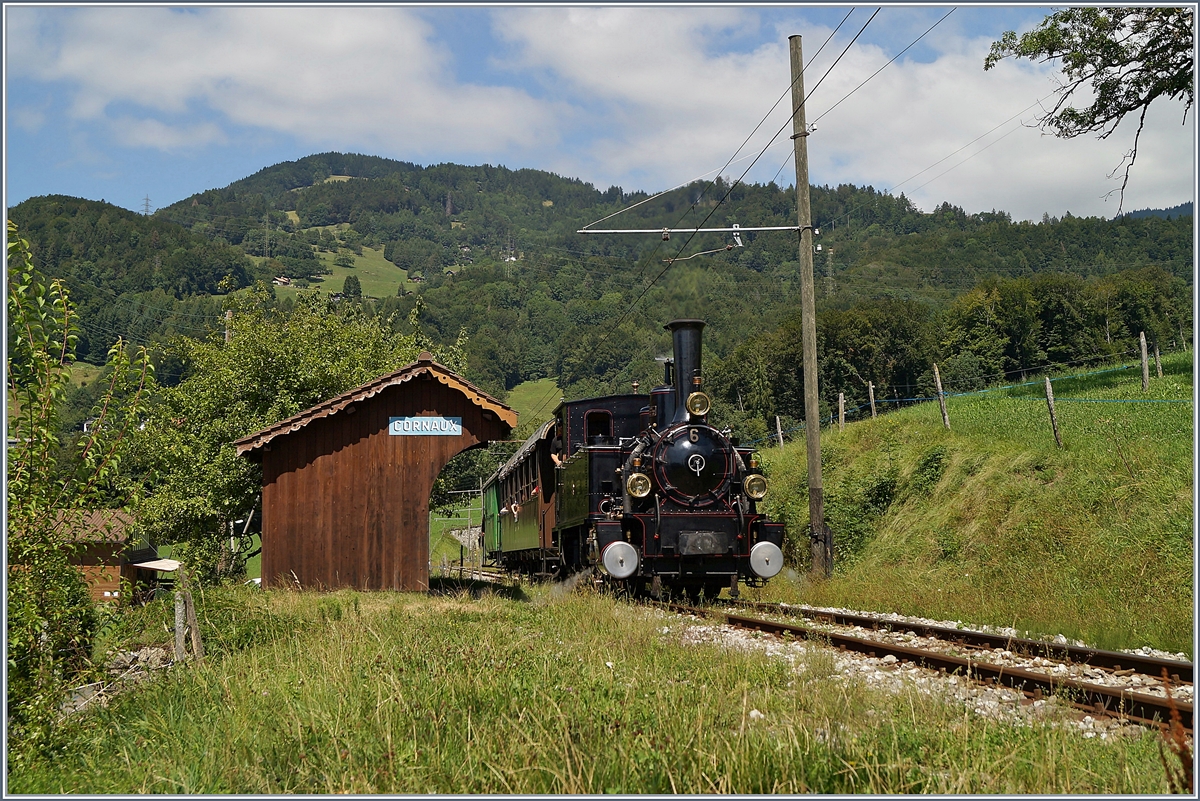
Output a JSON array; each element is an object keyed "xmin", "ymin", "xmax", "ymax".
[
  {"xmin": 726, "ymin": 599, "xmax": 1193, "ymax": 683},
  {"xmin": 659, "ymin": 601, "xmax": 1193, "ymax": 732}
]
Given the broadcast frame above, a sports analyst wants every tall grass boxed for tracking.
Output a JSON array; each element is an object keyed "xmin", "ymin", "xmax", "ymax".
[
  {"xmin": 11, "ymin": 587, "xmax": 1173, "ymax": 793},
  {"xmin": 758, "ymin": 351, "xmax": 1193, "ymax": 654}
]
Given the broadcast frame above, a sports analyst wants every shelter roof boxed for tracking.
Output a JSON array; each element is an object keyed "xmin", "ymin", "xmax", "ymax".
[
  {"xmin": 233, "ymin": 353, "xmax": 517, "ymax": 460},
  {"xmin": 53, "ymin": 509, "xmax": 137, "ymax": 544}
]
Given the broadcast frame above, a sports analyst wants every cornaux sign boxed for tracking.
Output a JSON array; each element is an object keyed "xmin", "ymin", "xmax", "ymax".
[{"xmin": 388, "ymin": 416, "xmax": 463, "ymax": 436}]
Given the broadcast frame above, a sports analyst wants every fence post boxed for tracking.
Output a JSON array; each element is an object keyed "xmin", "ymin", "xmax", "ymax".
[
  {"xmin": 185, "ymin": 590, "xmax": 204, "ymax": 661},
  {"xmin": 173, "ymin": 591, "xmax": 187, "ymax": 662},
  {"xmin": 932, "ymin": 363, "xmax": 950, "ymax": 430},
  {"xmin": 868, "ymin": 381, "xmax": 876, "ymax": 419},
  {"xmin": 838, "ymin": 393, "xmax": 845, "ymax": 432},
  {"xmin": 1044, "ymin": 375, "xmax": 1063, "ymax": 449},
  {"xmin": 1154, "ymin": 342, "xmax": 1163, "ymax": 379},
  {"xmin": 775, "ymin": 415, "xmax": 785, "ymax": 448},
  {"xmin": 1140, "ymin": 331, "xmax": 1150, "ymax": 390}
]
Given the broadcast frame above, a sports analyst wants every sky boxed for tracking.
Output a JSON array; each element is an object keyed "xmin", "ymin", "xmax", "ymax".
[{"xmin": 4, "ymin": 5, "xmax": 1196, "ymax": 222}]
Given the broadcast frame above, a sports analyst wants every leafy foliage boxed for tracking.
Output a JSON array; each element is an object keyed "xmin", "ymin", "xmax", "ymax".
[
  {"xmin": 6, "ymin": 220, "xmax": 152, "ymax": 760},
  {"xmin": 985, "ymin": 8, "xmax": 1195, "ymax": 209},
  {"xmin": 10, "ymin": 154, "xmax": 1193, "ymax": 402},
  {"xmin": 708, "ymin": 263, "xmax": 1190, "ymax": 434},
  {"xmin": 7, "ymin": 196, "xmax": 260, "ymax": 362}
]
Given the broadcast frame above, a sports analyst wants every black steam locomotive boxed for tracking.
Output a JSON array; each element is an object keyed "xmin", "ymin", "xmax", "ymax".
[{"xmin": 482, "ymin": 319, "xmax": 784, "ymax": 599}]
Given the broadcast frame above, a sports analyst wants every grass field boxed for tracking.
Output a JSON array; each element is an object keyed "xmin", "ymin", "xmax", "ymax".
[
  {"xmin": 10, "ymin": 586, "xmax": 1178, "ymax": 794},
  {"xmin": 756, "ymin": 349, "xmax": 1194, "ymax": 655},
  {"xmin": 505, "ymin": 377, "xmax": 561, "ymax": 437},
  {"xmin": 267, "ymin": 246, "xmax": 412, "ymax": 302},
  {"xmin": 70, "ymin": 362, "xmax": 104, "ymax": 387}
]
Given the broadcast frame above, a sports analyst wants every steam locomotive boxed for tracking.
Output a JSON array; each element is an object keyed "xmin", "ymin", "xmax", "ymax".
[{"xmin": 482, "ymin": 319, "xmax": 785, "ymax": 600}]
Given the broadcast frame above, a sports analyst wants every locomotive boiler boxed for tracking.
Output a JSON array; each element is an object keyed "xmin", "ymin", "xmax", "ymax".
[{"xmin": 482, "ymin": 319, "xmax": 785, "ymax": 600}]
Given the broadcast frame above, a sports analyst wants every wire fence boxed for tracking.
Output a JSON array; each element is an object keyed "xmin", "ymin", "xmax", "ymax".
[{"xmin": 745, "ymin": 346, "xmax": 1192, "ymax": 447}]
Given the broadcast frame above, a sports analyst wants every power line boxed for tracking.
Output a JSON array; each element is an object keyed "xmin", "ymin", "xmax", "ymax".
[
  {"xmin": 612, "ymin": 9, "xmax": 884, "ymax": 331},
  {"xmin": 578, "ymin": 8, "xmax": 856, "ymax": 236},
  {"xmin": 518, "ymin": 21, "xmax": 869, "ymax": 422},
  {"xmin": 810, "ymin": 8, "xmax": 956, "ymax": 127}
]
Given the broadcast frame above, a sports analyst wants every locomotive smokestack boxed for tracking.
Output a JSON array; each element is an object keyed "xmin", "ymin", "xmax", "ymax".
[{"xmin": 665, "ymin": 319, "xmax": 704, "ymax": 422}]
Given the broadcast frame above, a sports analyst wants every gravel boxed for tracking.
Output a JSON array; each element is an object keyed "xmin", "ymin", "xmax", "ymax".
[{"xmin": 657, "ymin": 605, "xmax": 1191, "ymax": 740}]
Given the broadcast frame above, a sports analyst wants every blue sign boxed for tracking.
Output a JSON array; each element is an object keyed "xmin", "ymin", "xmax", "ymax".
[{"xmin": 389, "ymin": 416, "xmax": 462, "ymax": 436}]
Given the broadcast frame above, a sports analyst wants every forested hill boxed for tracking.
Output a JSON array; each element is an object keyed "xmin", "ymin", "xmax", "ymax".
[{"xmin": 8, "ymin": 153, "xmax": 1193, "ymax": 398}]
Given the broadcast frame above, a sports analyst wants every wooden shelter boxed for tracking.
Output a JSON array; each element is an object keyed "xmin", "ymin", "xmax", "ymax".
[{"xmin": 234, "ymin": 353, "xmax": 516, "ymax": 591}]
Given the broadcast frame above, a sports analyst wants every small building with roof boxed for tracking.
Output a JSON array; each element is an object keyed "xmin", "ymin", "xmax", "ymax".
[
  {"xmin": 234, "ymin": 353, "xmax": 516, "ymax": 591},
  {"xmin": 56, "ymin": 510, "xmax": 173, "ymax": 601}
]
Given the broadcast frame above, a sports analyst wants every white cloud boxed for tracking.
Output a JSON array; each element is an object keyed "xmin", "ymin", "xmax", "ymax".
[
  {"xmin": 492, "ymin": 8, "xmax": 1193, "ymax": 220},
  {"xmin": 8, "ymin": 7, "xmax": 562, "ymax": 159},
  {"xmin": 5, "ymin": 6, "xmax": 1192, "ymax": 220},
  {"xmin": 110, "ymin": 117, "xmax": 227, "ymax": 151},
  {"xmin": 11, "ymin": 106, "xmax": 45, "ymax": 133}
]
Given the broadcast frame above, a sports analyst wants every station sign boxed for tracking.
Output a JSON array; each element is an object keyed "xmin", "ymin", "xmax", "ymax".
[{"xmin": 389, "ymin": 416, "xmax": 462, "ymax": 436}]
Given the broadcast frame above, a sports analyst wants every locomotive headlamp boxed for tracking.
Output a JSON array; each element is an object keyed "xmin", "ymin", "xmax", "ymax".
[
  {"xmin": 685, "ymin": 391, "xmax": 711, "ymax": 416},
  {"xmin": 626, "ymin": 472, "xmax": 652, "ymax": 498},
  {"xmin": 744, "ymin": 473, "xmax": 768, "ymax": 500}
]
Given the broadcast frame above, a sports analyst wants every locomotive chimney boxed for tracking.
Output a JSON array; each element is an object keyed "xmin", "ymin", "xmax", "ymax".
[{"xmin": 665, "ymin": 319, "xmax": 704, "ymax": 422}]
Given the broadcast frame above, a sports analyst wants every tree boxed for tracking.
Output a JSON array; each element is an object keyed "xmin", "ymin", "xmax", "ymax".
[
  {"xmin": 6, "ymin": 221, "xmax": 152, "ymax": 758},
  {"xmin": 333, "ymin": 253, "xmax": 356, "ymax": 269},
  {"xmin": 342, "ymin": 273, "xmax": 362, "ymax": 298},
  {"xmin": 985, "ymin": 8, "xmax": 1195, "ymax": 212}
]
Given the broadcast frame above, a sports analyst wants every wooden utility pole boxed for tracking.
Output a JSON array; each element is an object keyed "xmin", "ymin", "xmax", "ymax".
[
  {"xmin": 1140, "ymin": 331, "xmax": 1150, "ymax": 390},
  {"xmin": 868, "ymin": 381, "xmax": 877, "ymax": 419},
  {"xmin": 1154, "ymin": 342, "xmax": 1163, "ymax": 379},
  {"xmin": 1044, "ymin": 376, "xmax": 1063, "ymax": 449},
  {"xmin": 838, "ymin": 392, "xmax": 845, "ymax": 432},
  {"xmin": 932, "ymin": 363, "xmax": 950, "ymax": 430},
  {"xmin": 790, "ymin": 35, "xmax": 830, "ymax": 579},
  {"xmin": 775, "ymin": 415, "xmax": 785, "ymax": 448}
]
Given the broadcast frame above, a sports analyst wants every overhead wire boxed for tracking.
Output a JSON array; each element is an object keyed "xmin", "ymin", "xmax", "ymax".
[
  {"xmin": 809, "ymin": 8, "xmax": 955, "ymax": 127},
  {"xmin": 578, "ymin": 7, "xmax": 856, "ymax": 235},
  {"xmin": 611, "ymin": 7, "xmax": 883, "ymax": 329},
  {"xmin": 519, "ymin": 13, "xmax": 867, "ymax": 420}
]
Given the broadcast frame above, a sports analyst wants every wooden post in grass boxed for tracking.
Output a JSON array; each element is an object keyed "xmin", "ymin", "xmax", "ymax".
[
  {"xmin": 932, "ymin": 363, "xmax": 950, "ymax": 430},
  {"xmin": 868, "ymin": 381, "xmax": 877, "ymax": 418},
  {"xmin": 173, "ymin": 591, "xmax": 186, "ymax": 662},
  {"xmin": 1140, "ymin": 331, "xmax": 1150, "ymax": 390},
  {"xmin": 775, "ymin": 415, "xmax": 785, "ymax": 448},
  {"xmin": 173, "ymin": 566, "xmax": 204, "ymax": 661},
  {"xmin": 1044, "ymin": 376, "xmax": 1063, "ymax": 449},
  {"xmin": 185, "ymin": 590, "xmax": 204, "ymax": 661},
  {"xmin": 1155, "ymin": 343, "xmax": 1163, "ymax": 378},
  {"xmin": 838, "ymin": 393, "xmax": 845, "ymax": 432}
]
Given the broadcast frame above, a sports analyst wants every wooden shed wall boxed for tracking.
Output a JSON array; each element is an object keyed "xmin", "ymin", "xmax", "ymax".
[
  {"xmin": 72, "ymin": 544, "xmax": 138, "ymax": 601},
  {"xmin": 259, "ymin": 373, "xmax": 507, "ymax": 591}
]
